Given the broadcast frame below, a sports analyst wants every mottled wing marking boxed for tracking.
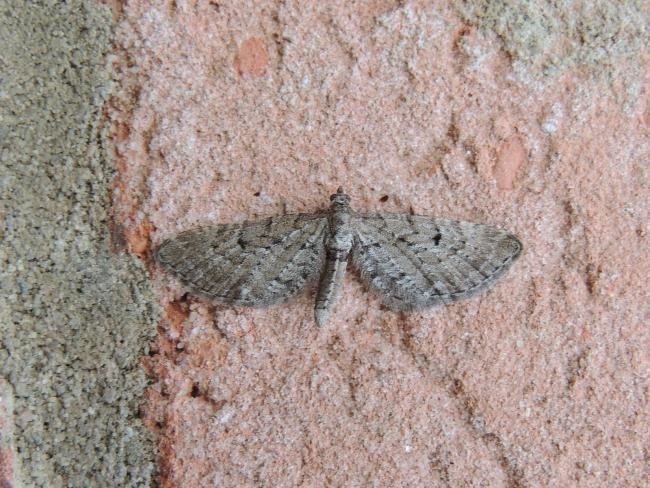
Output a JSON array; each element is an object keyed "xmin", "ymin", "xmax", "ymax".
[
  {"xmin": 351, "ymin": 213, "xmax": 522, "ymax": 310},
  {"xmin": 154, "ymin": 214, "xmax": 328, "ymax": 306}
]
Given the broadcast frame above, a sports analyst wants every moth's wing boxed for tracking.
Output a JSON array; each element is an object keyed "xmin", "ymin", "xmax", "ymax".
[
  {"xmin": 350, "ymin": 213, "xmax": 522, "ymax": 310},
  {"xmin": 154, "ymin": 214, "xmax": 328, "ymax": 306}
]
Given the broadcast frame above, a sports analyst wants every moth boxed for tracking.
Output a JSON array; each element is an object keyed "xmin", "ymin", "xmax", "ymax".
[{"xmin": 154, "ymin": 188, "xmax": 522, "ymax": 326}]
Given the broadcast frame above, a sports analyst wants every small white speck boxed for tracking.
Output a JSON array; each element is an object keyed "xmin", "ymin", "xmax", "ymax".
[
  {"xmin": 542, "ymin": 103, "xmax": 564, "ymax": 134},
  {"xmin": 404, "ymin": 444, "xmax": 412, "ymax": 453},
  {"xmin": 542, "ymin": 119, "xmax": 557, "ymax": 133},
  {"xmin": 217, "ymin": 405, "xmax": 235, "ymax": 424}
]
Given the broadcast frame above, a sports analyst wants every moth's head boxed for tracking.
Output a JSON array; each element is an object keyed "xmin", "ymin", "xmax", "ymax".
[{"xmin": 329, "ymin": 187, "xmax": 351, "ymax": 207}]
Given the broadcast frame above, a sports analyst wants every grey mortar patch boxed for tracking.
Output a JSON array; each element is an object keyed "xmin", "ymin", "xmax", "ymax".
[
  {"xmin": 0, "ymin": 2, "xmax": 157, "ymax": 486},
  {"xmin": 454, "ymin": 1, "xmax": 649, "ymax": 109}
]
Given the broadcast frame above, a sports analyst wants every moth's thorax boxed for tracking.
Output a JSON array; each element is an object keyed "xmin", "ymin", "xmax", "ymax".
[{"xmin": 327, "ymin": 194, "xmax": 353, "ymax": 253}]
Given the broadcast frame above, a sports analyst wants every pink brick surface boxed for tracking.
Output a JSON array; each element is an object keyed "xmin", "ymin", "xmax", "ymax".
[{"xmin": 108, "ymin": 2, "xmax": 649, "ymax": 486}]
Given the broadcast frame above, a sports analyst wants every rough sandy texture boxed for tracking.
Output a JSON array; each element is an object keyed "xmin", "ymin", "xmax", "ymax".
[
  {"xmin": 0, "ymin": 2, "xmax": 156, "ymax": 486},
  {"xmin": 108, "ymin": 0, "xmax": 650, "ymax": 486}
]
